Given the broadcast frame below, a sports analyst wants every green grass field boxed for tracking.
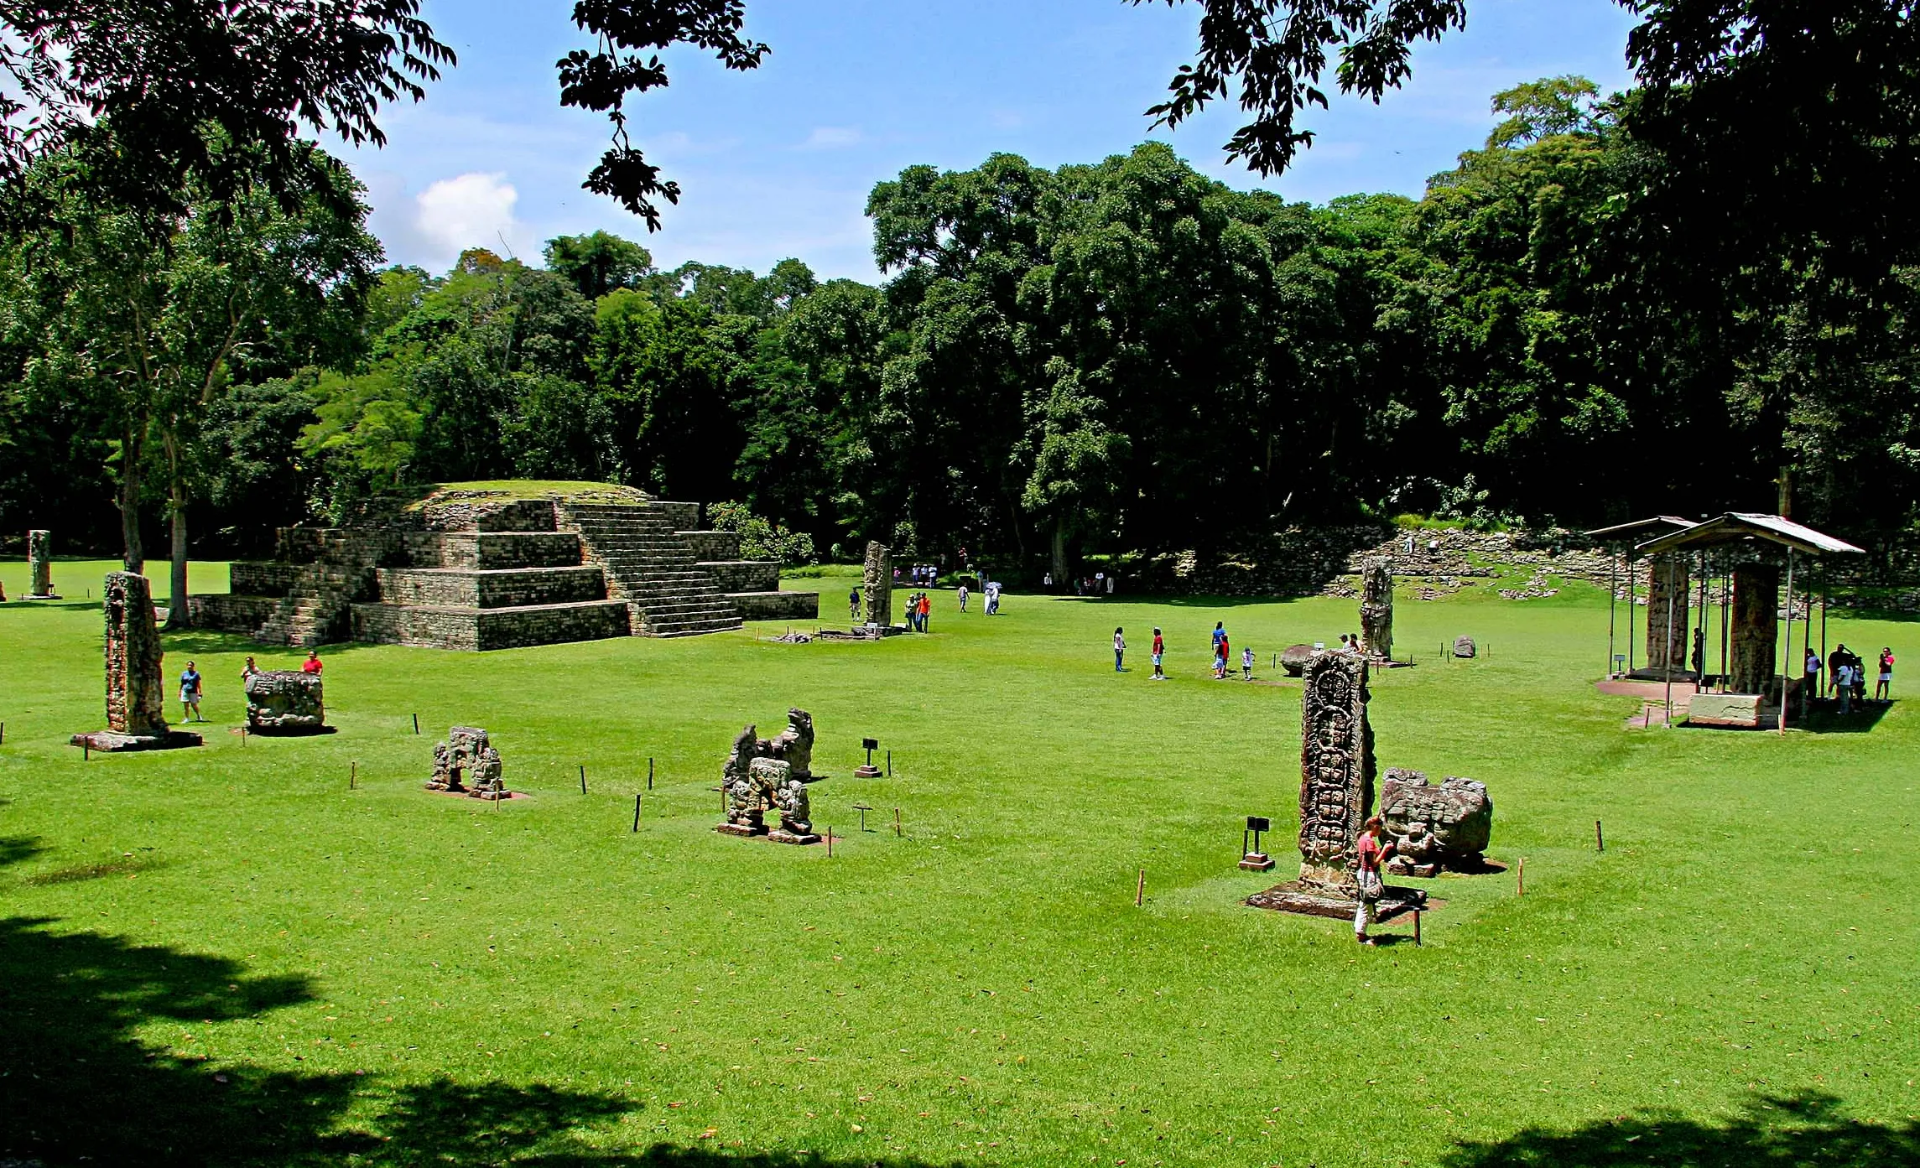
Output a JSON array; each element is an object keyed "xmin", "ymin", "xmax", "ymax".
[{"xmin": 3, "ymin": 559, "xmax": 1916, "ymax": 1167}]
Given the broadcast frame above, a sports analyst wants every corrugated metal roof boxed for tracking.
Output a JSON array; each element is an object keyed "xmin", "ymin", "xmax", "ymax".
[
  {"xmin": 1634, "ymin": 513, "xmax": 1865, "ymax": 557},
  {"xmin": 1583, "ymin": 515, "xmax": 1698, "ymax": 541}
]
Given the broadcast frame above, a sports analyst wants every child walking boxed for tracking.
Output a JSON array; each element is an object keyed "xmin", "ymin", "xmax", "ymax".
[
  {"xmin": 1113, "ymin": 627, "xmax": 1126, "ymax": 672},
  {"xmin": 1151, "ymin": 628, "xmax": 1165, "ymax": 680},
  {"xmin": 1241, "ymin": 644, "xmax": 1254, "ymax": 681}
]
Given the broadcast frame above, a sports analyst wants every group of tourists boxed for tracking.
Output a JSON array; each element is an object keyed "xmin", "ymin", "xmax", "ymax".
[
  {"xmin": 1111, "ymin": 621, "xmax": 1254, "ymax": 680},
  {"xmin": 177, "ymin": 650, "xmax": 322, "ymax": 722},
  {"xmin": 1808, "ymin": 643, "xmax": 1893, "ymax": 713},
  {"xmin": 903, "ymin": 591, "xmax": 934, "ymax": 632},
  {"xmin": 894, "ymin": 564, "xmax": 942, "ymax": 589}
]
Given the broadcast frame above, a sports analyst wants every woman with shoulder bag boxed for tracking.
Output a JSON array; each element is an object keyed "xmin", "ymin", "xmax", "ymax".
[{"xmin": 1354, "ymin": 816, "xmax": 1394, "ymax": 946}]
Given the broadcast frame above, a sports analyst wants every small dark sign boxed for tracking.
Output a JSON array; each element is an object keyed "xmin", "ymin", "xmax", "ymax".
[
  {"xmin": 1246, "ymin": 815, "xmax": 1271, "ymax": 833},
  {"xmin": 862, "ymin": 737, "xmax": 879, "ymax": 751}
]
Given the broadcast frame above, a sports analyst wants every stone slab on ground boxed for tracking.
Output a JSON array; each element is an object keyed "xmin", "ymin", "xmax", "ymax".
[
  {"xmin": 1687, "ymin": 691, "xmax": 1766, "ymax": 728},
  {"xmin": 69, "ymin": 729, "xmax": 203, "ymax": 752},
  {"xmin": 1246, "ymin": 880, "xmax": 1426, "ymax": 921}
]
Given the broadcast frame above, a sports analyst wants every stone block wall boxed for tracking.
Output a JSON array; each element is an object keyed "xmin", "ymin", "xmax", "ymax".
[
  {"xmin": 651, "ymin": 501, "xmax": 700, "ymax": 528},
  {"xmin": 411, "ymin": 532, "xmax": 584, "ymax": 570},
  {"xmin": 352, "ymin": 599, "xmax": 629, "ymax": 651},
  {"xmin": 731, "ymin": 591, "xmax": 820, "ymax": 621},
  {"xmin": 679, "ymin": 531, "xmax": 743, "ymax": 561},
  {"xmin": 697, "ymin": 560, "xmax": 780, "ymax": 593},
  {"xmin": 375, "ymin": 566, "xmax": 607, "ymax": 609},
  {"xmin": 229, "ymin": 561, "xmax": 302, "ymax": 596}
]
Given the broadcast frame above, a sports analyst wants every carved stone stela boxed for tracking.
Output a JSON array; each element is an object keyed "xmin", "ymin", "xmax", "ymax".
[
  {"xmin": 426, "ymin": 726, "xmax": 509, "ymax": 799},
  {"xmin": 717, "ymin": 708, "xmax": 822, "ymax": 844},
  {"xmin": 70, "ymin": 571, "xmax": 201, "ymax": 752},
  {"xmin": 26, "ymin": 529, "xmax": 58, "ymax": 598},
  {"xmin": 1296, "ymin": 652, "xmax": 1375, "ymax": 893},
  {"xmin": 862, "ymin": 543, "xmax": 893, "ymax": 629},
  {"xmin": 1358, "ymin": 556, "xmax": 1393, "ymax": 662}
]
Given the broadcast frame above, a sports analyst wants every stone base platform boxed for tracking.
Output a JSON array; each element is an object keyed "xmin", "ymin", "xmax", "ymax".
[
  {"xmin": 1246, "ymin": 880, "xmax": 1426, "ymax": 921},
  {"xmin": 352, "ymin": 599, "xmax": 630, "ymax": 651},
  {"xmin": 852, "ymin": 765, "xmax": 882, "ymax": 778},
  {"xmin": 1686, "ymin": 691, "xmax": 1782, "ymax": 729},
  {"xmin": 767, "ymin": 828, "xmax": 820, "ymax": 845},
  {"xmin": 817, "ymin": 626, "xmax": 906, "ymax": 641},
  {"xmin": 23, "ymin": 592, "xmax": 64, "ymax": 600},
  {"xmin": 715, "ymin": 822, "xmax": 768, "ymax": 838},
  {"xmin": 70, "ymin": 729, "xmax": 203, "ymax": 752},
  {"xmin": 729, "ymin": 590, "xmax": 821, "ymax": 621},
  {"xmin": 1238, "ymin": 852, "xmax": 1276, "ymax": 871}
]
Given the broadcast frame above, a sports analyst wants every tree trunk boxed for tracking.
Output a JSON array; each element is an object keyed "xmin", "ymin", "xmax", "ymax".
[
  {"xmin": 118, "ymin": 422, "xmax": 145, "ymax": 573},
  {"xmin": 1050, "ymin": 516, "xmax": 1069, "ymax": 585},
  {"xmin": 166, "ymin": 496, "xmax": 190, "ymax": 629}
]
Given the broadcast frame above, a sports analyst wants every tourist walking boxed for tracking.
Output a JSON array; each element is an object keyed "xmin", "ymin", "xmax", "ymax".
[
  {"xmin": 1837, "ymin": 660, "xmax": 1855, "ymax": 714},
  {"xmin": 849, "ymin": 586, "xmax": 860, "ymax": 620},
  {"xmin": 302, "ymin": 650, "xmax": 323, "ymax": 676},
  {"xmin": 1241, "ymin": 644, "xmax": 1254, "ymax": 681},
  {"xmin": 1828, "ymin": 644, "xmax": 1848, "ymax": 697},
  {"xmin": 1877, "ymin": 647, "xmax": 1895, "ymax": 700},
  {"xmin": 1354, "ymin": 815, "xmax": 1393, "ymax": 946},
  {"xmin": 1211, "ymin": 622, "xmax": 1226, "ymax": 677},
  {"xmin": 918, "ymin": 592, "xmax": 932, "ymax": 633},
  {"xmin": 957, "ymin": 583, "xmax": 969, "ymax": 612},
  {"xmin": 1216, "ymin": 630, "xmax": 1231, "ymax": 679},
  {"xmin": 1114, "ymin": 627, "xmax": 1126, "ymax": 672},
  {"xmin": 1804, "ymin": 649, "xmax": 1821, "ymax": 700},
  {"xmin": 241, "ymin": 655, "xmax": 261, "ymax": 684},
  {"xmin": 1151, "ymin": 628, "xmax": 1165, "ymax": 680},
  {"xmin": 179, "ymin": 660, "xmax": 204, "ymax": 722}
]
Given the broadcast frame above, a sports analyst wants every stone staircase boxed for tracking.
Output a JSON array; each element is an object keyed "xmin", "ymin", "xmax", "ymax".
[
  {"xmin": 253, "ymin": 531, "xmax": 383, "ymax": 647},
  {"xmin": 558, "ymin": 502, "xmax": 745, "ymax": 637}
]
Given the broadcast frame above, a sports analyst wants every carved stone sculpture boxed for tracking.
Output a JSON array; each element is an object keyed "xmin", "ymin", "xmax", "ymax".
[
  {"xmin": 1296, "ymin": 651, "xmax": 1375, "ymax": 894},
  {"xmin": 70, "ymin": 572, "xmax": 200, "ymax": 752},
  {"xmin": 717, "ymin": 708, "xmax": 823, "ymax": 843},
  {"xmin": 427, "ymin": 726, "xmax": 508, "ymax": 799},
  {"xmin": 1644, "ymin": 553, "xmax": 1692, "ymax": 676},
  {"xmin": 1729, "ymin": 562, "xmax": 1778, "ymax": 694},
  {"xmin": 1379, "ymin": 768, "xmax": 1493, "ymax": 877},
  {"xmin": 26, "ymin": 529, "xmax": 57, "ymax": 598},
  {"xmin": 244, "ymin": 670, "xmax": 326, "ymax": 732},
  {"xmin": 1453, "ymin": 635, "xmax": 1477, "ymax": 659},
  {"xmin": 1359, "ymin": 557, "xmax": 1393, "ymax": 661},
  {"xmin": 1280, "ymin": 644, "xmax": 1315, "ymax": 677},
  {"xmin": 862, "ymin": 541, "xmax": 893, "ymax": 628}
]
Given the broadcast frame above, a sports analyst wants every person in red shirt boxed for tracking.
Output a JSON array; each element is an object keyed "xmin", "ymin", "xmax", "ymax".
[
  {"xmin": 301, "ymin": 650, "xmax": 323, "ymax": 675},
  {"xmin": 1150, "ymin": 627, "xmax": 1165, "ymax": 680},
  {"xmin": 1354, "ymin": 816, "xmax": 1394, "ymax": 945},
  {"xmin": 1877, "ymin": 647, "xmax": 1895, "ymax": 701}
]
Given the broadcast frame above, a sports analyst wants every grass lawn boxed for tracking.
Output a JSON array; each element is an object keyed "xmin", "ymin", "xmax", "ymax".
[{"xmin": 2, "ymin": 559, "xmax": 1916, "ymax": 1166}]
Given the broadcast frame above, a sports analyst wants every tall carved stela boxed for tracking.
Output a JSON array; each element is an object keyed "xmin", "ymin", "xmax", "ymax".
[
  {"xmin": 862, "ymin": 541, "xmax": 892, "ymax": 628},
  {"xmin": 1359, "ymin": 556, "xmax": 1393, "ymax": 661},
  {"xmin": 1297, "ymin": 651, "xmax": 1375, "ymax": 893}
]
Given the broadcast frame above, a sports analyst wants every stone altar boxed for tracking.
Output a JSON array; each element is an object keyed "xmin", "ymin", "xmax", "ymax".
[
  {"xmin": 1246, "ymin": 650, "xmax": 1424, "ymax": 920},
  {"xmin": 244, "ymin": 670, "xmax": 326, "ymax": 733},
  {"xmin": 26, "ymin": 529, "xmax": 58, "ymax": 598},
  {"xmin": 70, "ymin": 572, "xmax": 200, "ymax": 751},
  {"xmin": 1359, "ymin": 557, "xmax": 1393, "ymax": 662},
  {"xmin": 717, "ymin": 708, "xmax": 823, "ymax": 843},
  {"xmin": 862, "ymin": 542, "xmax": 893, "ymax": 629},
  {"xmin": 1280, "ymin": 643, "xmax": 1315, "ymax": 677},
  {"xmin": 1378, "ymin": 768, "xmax": 1493, "ymax": 876},
  {"xmin": 1453, "ymin": 635, "xmax": 1477, "ymax": 659},
  {"xmin": 427, "ymin": 726, "xmax": 508, "ymax": 799}
]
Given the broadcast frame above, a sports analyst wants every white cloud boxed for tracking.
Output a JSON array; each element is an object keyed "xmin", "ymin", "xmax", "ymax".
[
  {"xmin": 801, "ymin": 126, "xmax": 864, "ymax": 150},
  {"xmin": 412, "ymin": 172, "xmax": 532, "ymax": 267}
]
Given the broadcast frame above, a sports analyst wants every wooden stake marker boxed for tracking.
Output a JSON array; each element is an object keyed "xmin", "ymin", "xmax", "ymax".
[
  {"xmin": 1516, "ymin": 856, "xmax": 1526, "ymax": 897},
  {"xmin": 632, "ymin": 794, "xmax": 642, "ymax": 832},
  {"xmin": 579, "ymin": 764, "xmax": 588, "ymax": 795},
  {"xmin": 1595, "ymin": 819, "xmax": 1604, "ymax": 852},
  {"xmin": 412, "ymin": 713, "xmax": 420, "ymax": 735},
  {"xmin": 1414, "ymin": 909, "xmax": 1422, "ymax": 947},
  {"xmin": 892, "ymin": 807, "xmax": 902, "ymax": 837},
  {"xmin": 350, "ymin": 761, "xmax": 357, "ymax": 790},
  {"xmin": 1135, "ymin": 868, "xmax": 1146, "ymax": 907}
]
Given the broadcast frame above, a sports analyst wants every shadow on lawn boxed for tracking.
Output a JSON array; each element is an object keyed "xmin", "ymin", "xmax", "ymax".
[
  {"xmin": 1443, "ymin": 1093, "xmax": 1920, "ymax": 1168},
  {"xmin": 0, "ymin": 840, "xmax": 963, "ymax": 1167}
]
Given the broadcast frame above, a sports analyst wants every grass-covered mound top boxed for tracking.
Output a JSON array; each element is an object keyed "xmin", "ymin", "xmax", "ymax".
[{"xmin": 399, "ymin": 480, "xmax": 652, "ymax": 510}]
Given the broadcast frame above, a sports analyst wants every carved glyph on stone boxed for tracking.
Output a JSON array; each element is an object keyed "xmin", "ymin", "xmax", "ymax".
[
  {"xmin": 69, "ymin": 572, "xmax": 200, "ymax": 751},
  {"xmin": 1379, "ymin": 768, "xmax": 1493, "ymax": 877},
  {"xmin": 1359, "ymin": 557, "xmax": 1393, "ymax": 662},
  {"xmin": 427, "ymin": 726, "xmax": 508, "ymax": 799},
  {"xmin": 245, "ymin": 670, "xmax": 326, "ymax": 732},
  {"xmin": 1297, "ymin": 651, "xmax": 1374, "ymax": 894},
  {"xmin": 27, "ymin": 529, "xmax": 57, "ymax": 597},
  {"xmin": 862, "ymin": 542, "xmax": 892, "ymax": 628}
]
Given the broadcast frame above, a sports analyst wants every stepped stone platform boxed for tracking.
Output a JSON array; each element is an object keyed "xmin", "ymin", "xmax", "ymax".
[{"xmin": 192, "ymin": 487, "xmax": 819, "ymax": 650}]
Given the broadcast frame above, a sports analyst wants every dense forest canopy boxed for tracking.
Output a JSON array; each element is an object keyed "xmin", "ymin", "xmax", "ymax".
[{"xmin": 5, "ymin": 55, "xmax": 1920, "ymax": 590}]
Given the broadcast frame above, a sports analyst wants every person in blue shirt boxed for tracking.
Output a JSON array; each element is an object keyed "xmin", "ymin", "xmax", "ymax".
[{"xmin": 179, "ymin": 661, "xmax": 204, "ymax": 723}]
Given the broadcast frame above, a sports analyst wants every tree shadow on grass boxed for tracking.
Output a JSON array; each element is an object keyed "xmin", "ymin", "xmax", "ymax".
[
  {"xmin": 0, "ymin": 840, "xmax": 963, "ymax": 1167},
  {"xmin": 1441, "ymin": 1093, "xmax": 1920, "ymax": 1168}
]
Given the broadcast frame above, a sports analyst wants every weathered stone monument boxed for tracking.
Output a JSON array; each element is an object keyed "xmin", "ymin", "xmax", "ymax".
[
  {"xmin": 1453, "ymin": 635, "xmax": 1477, "ymax": 659},
  {"xmin": 26, "ymin": 529, "xmax": 58, "ymax": 598},
  {"xmin": 862, "ymin": 541, "xmax": 893, "ymax": 629},
  {"xmin": 1246, "ymin": 650, "xmax": 1425, "ymax": 919},
  {"xmin": 244, "ymin": 670, "xmax": 326, "ymax": 733},
  {"xmin": 70, "ymin": 572, "xmax": 200, "ymax": 751},
  {"xmin": 1280, "ymin": 643, "xmax": 1316, "ymax": 677},
  {"xmin": 717, "ymin": 708, "xmax": 822, "ymax": 843},
  {"xmin": 1643, "ymin": 553, "xmax": 1691, "ymax": 676},
  {"xmin": 1358, "ymin": 557, "xmax": 1393, "ymax": 662},
  {"xmin": 427, "ymin": 726, "xmax": 508, "ymax": 799},
  {"xmin": 1379, "ymin": 769, "xmax": 1493, "ymax": 877},
  {"xmin": 1728, "ymin": 562, "xmax": 1779, "ymax": 694}
]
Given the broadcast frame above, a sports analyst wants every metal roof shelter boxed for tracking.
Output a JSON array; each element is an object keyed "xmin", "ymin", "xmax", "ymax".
[
  {"xmin": 1580, "ymin": 516, "xmax": 1704, "ymax": 687},
  {"xmin": 1583, "ymin": 515, "xmax": 1698, "ymax": 544},
  {"xmin": 1627, "ymin": 514, "xmax": 1865, "ymax": 732}
]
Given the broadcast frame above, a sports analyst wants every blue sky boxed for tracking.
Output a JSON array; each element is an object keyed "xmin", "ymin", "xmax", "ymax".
[{"xmin": 335, "ymin": 0, "xmax": 1641, "ymax": 282}]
